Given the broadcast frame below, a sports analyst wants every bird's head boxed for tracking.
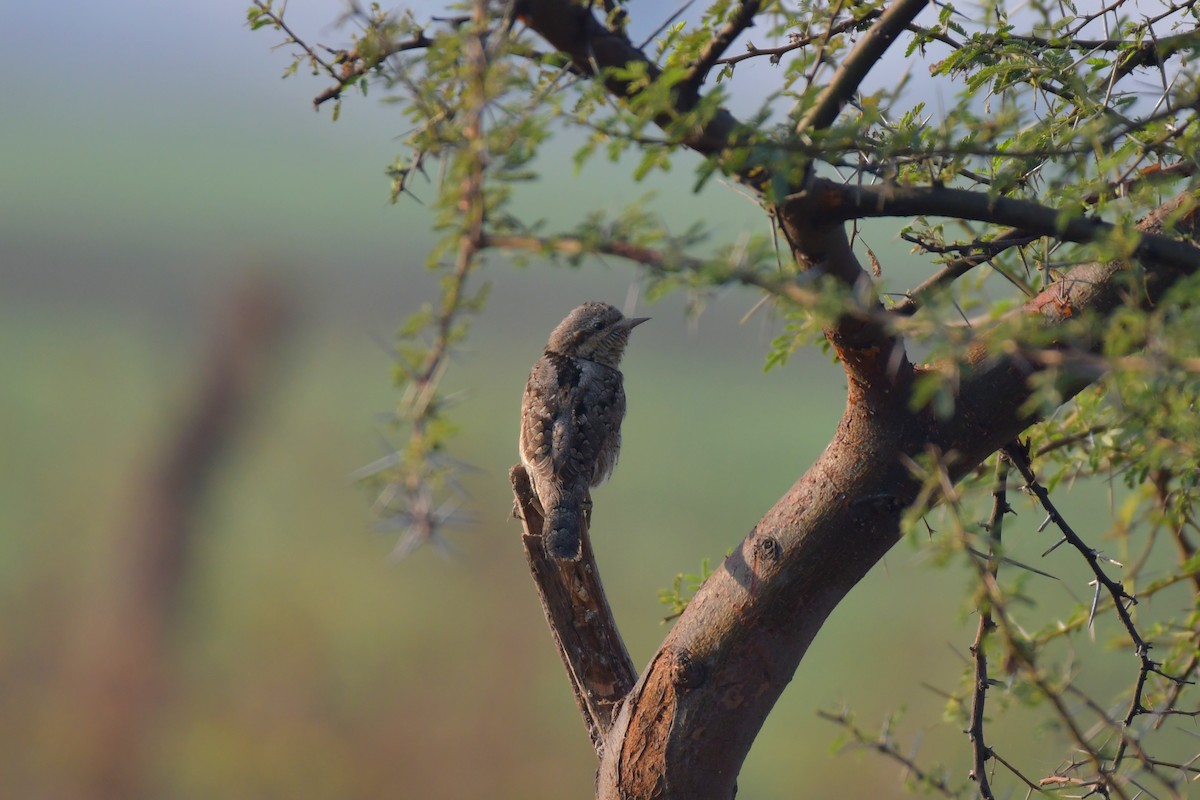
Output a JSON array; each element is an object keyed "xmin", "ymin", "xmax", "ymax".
[{"xmin": 546, "ymin": 302, "xmax": 649, "ymax": 367}]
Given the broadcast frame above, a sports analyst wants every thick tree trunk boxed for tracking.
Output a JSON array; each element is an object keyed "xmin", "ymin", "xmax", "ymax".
[{"xmin": 598, "ymin": 390, "xmax": 924, "ymax": 798}]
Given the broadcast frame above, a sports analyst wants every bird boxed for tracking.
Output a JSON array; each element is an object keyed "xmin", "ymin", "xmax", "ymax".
[{"xmin": 519, "ymin": 302, "xmax": 648, "ymax": 560}]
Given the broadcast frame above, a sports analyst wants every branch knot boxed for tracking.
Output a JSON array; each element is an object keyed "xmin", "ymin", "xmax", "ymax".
[{"xmin": 669, "ymin": 648, "xmax": 707, "ymax": 691}]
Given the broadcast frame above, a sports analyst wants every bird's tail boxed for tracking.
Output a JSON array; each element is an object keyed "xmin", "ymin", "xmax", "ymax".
[{"xmin": 543, "ymin": 501, "xmax": 583, "ymax": 560}]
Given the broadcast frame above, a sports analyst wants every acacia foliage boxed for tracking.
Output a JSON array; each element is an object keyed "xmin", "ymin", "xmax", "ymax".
[{"xmin": 252, "ymin": 0, "xmax": 1200, "ymax": 796}]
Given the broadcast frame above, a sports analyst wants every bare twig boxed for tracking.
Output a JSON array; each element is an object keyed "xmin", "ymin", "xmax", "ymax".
[
  {"xmin": 965, "ymin": 453, "xmax": 1012, "ymax": 800},
  {"xmin": 817, "ymin": 709, "xmax": 961, "ymax": 797},
  {"xmin": 714, "ymin": 11, "xmax": 884, "ymax": 68},
  {"xmin": 1034, "ymin": 425, "xmax": 1110, "ymax": 457},
  {"xmin": 891, "ymin": 228, "xmax": 1038, "ymax": 316},
  {"xmin": 480, "ymin": 231, "xmax": 827, "ymax": 308}
]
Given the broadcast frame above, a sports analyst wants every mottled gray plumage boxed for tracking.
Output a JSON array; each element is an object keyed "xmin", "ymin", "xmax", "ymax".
[{"xmin": 519, "ymin": 302, "xmax": 648, "ymax": 559}]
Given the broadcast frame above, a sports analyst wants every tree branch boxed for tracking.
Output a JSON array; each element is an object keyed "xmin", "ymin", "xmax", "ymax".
[
  {"xmin": 797, "ymin": 0, "xmax": 931, "ymax": 135},
  {"xmin": 310, "ymin": 31, "xmax": 434, "ymax": 109},
  {"xmin": 249, "ymin": 1, "xmax": 438, "ymax": 110},
  {"xmin": 487, "ymin": 226, "xmax": 909, "ymax": 398},
  {"xmin": 791, "ymin": 179, "xmax": 1200, "ymax": 276},
  {"xmin": 1001, "ymin": 27, "xmax": 1200, "ymax": 78},
  {"xmin": 1003, "ymin": 442, "xmax": 1191, "ymax": 779},
  {"xmin": 966, "ymin": 453, "xmax": 1010, "ymax": 800},
  {"xmin": 713, "ymin": 11, "xmax": 885, "ymax": 68},
  {"xmin": 480, "ymin": 232, "xmax": 813, "ymax": 304},
  {"xmin": 516, "ymin": 0, "xmax": 744, "ymax": 159},
  {"xmin": 510, "ymin": 465, "xmax": 637, "ymax": 756},
  {"xmin": 816, "ymin": 709, "xmax": 960, "ymax": 796},
  {"xmin": 677, "ymin": 0, "xmax": 763, "ymax": 102},
  {"xmin": 774, "ymin": 219, "xmax": 912, "ymax": 397},
  {"xmin": 596, "ymin": 370, "xmax": 927, "ymax": 798},
  {"xmin": 890, "ymin": 227, "xmax": 1037, "ymax": 316}
]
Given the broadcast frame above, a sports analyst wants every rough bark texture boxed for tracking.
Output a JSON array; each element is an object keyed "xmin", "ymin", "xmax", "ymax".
[
  {"xmin": 511, "ymin": 465, "xmax": 637, "ymax": 755},
  {"xmin": 598, "ymin": 383, "xmax": 928, "ymax": 798}
]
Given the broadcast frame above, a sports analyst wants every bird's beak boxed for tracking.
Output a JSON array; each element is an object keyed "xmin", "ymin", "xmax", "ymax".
[{"xmin": 623, "ymin": 316, "xmax": 650, "ymax": 330}]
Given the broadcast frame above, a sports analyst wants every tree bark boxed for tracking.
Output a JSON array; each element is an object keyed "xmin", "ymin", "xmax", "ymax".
[{"xmin": 510, "ymin": 465, "xmax": 637, "ymax": 757}]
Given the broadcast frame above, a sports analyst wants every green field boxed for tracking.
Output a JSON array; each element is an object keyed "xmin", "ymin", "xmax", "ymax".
[
  {"xmin": 2, "ymin": 8, "xmax": 1179, "ymax": 790},
  {"xmin": 2, "ymin": 281, "xmax": 1156, "ymax": 797}
]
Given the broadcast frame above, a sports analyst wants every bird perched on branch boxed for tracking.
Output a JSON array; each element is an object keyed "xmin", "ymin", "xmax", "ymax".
[{"xmin": 519, "ymin": 302, "xmax": 648, "ymax": 560}]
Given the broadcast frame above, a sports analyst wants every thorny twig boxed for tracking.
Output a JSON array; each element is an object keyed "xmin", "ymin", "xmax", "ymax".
[
  {"xmin": 1003, "ymin": 440, "xmax": 1193, "ymax": 783},
  {"xmin": 965, "ymin": 453, "xmax": 1012, "ymax": 800},
  {"xmin": 359, "ymin": 2, "xmax": 495, "ymax": 556},
  {"xmin": 249, "ymin": 1, "xmax": 444, "ymax": 110},
  {"xmin": 817, "ymin": 709, "xmax": 961, "ymax": 797}
]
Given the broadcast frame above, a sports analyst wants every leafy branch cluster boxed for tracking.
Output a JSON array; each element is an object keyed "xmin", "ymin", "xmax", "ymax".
[
  {"xmin": 251, "ymin": 0, "xmax": 558, "ymax": 553},
  {"xmin": 248, "ymin": 1, "xmax": 433, "ymax": 117},
  {"xmin": 658, "ymin": 558, "xmax": 715, "ymax": 621},
  {"xmin": 251, "ymin": 0, "xmax": 1200, "ymax": 386},
  {"xmin": 254, "ymin": 0, "xmax": 1200, "ymax": 795}
]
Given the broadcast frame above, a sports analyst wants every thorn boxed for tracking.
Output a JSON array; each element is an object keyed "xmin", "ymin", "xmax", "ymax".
[
  {"xmin": 1087, "ymin": 579, "xmax": 1102, "ymax": 634},
  {"xmin": 1041, "ymin": 536, "xmax": 1067, "ymax": 557}
]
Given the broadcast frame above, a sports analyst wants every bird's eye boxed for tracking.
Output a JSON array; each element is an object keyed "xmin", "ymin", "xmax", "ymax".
[{"xmin": 591, "ymin": 319, "xmax": 605, "ymax": 331}]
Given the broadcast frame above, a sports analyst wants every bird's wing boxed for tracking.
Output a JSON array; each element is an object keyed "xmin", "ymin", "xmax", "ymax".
[
  {"xmin": 551, "ymin": 359, "xmax": 624, "ymax": 486},
  {"xmin": 520, "ymin": 356, "xmax": 561, "ymax": 471},
  {"xmin": 523, "ymin": 353, "xmax": 624, "ymax": 486}
]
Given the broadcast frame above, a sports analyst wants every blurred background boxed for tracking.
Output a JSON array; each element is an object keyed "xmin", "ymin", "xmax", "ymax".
[{"xmin": 1, "ymin": 2, "xmax": 1162, "ymax": 798}]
